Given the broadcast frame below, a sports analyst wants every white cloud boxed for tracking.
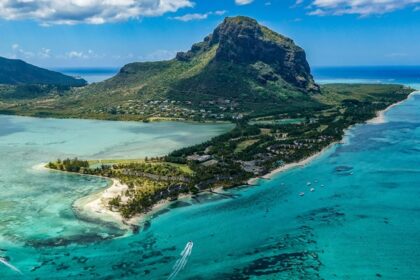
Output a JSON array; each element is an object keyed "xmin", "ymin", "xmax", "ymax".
[
  {"xmin": 172, "ymin": 10, "xmax": 226, "ymax": 22},
  {"xmin": 10, "ymin": 43, "xmax": 34, "ymax": 59},
  {"xmin": 173, "ymin": 13, "xmax": 209, "ymax": 21},
  {"xmin": 38, "ymin": 48, "xmax": 51, "ymax": 58},
  {"xmin": 0, "ymin": 0, "xmax": 194, "ymax": 25},
  {"xmin": 306, "ymin": 0, "xmax": 420, "ymax": 16},
  {"xmin": 66, "ymin": 51, "xmax": 85, "ymax": 59},
  {"xmin": 214, "ymin": 10, "xmax": 227, "ymax": 15},
  {"xmin": 235, "ymin": 0, "xmax": 254, "ymax": 5}
]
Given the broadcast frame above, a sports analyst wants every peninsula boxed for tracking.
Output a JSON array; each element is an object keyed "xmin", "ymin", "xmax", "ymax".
[{"xmin": 37, "ymin": 17, "xmax": 414, "ymax": 224}]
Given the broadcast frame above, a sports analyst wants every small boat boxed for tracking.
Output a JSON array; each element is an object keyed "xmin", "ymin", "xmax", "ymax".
[
  {"xmin": 310, "ymin": 188, "xmax": 315, "ymax": 192},
  {"xmin": 299, "ymin": 192, "xmax": 305, "ymax": 196}
]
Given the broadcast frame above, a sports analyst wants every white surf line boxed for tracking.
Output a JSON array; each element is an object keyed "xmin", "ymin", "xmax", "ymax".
[
  {"xmin": 167, "ymin": 242, "xmax": 193, "ymax": 280},
  {"xmin": 0, "ymin": 257, "xmax": 23, "ymax": 275}
]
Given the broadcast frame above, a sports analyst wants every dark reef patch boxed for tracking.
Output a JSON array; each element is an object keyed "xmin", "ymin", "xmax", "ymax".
[{"xmin": 26, "ymin": 233, "xmax": 119, "ymax": 248}]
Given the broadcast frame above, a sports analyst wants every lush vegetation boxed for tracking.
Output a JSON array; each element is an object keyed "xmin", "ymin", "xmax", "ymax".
[
  {"xmin": 48, "ymin": 158, "xmax": 192, "ymax": 218},
  {"xmin": 46, "ymin": 84, "xmax": 413, "ymax": 219},
  {"xmin": 48, "ymin": 158, "xmax": 89, "ymax": 172}
]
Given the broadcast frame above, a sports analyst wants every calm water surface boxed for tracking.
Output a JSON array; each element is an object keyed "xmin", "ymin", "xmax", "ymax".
[{"xmin": 1, "ymin": 68, "xmax": 420, "ymax": 279}]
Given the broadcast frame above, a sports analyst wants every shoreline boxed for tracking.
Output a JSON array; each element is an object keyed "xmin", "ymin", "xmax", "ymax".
[
  {"xmin": 368, "ymin": 90, "xmax": 419, "ymax": 124},
  {"xmin": 248, "ymin": 141, "xmax": 339, "ymax": 186},
  {"xmin": 72, "ymin": 179, "xmax": 136, "ymax": 229},
  {"xmin": 33, "ymin": 163, "xmax": 138, "ymax": 228},
  {"xmin": 40, "ymin": 90, "xmax": 418, "ymax": 229},
  {"xmin": 70, "ymin": 142, "xmax": 346, "ymax": 228},
  {"xmin": 73, "ymin": 178, "xmax": 193, "ymax": 229},
  {"xmin": 250, "ymin": 90, "xmax": 419, "ymax": 184}
]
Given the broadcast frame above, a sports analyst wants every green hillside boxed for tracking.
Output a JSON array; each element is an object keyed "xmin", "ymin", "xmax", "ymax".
[
  {"xmin": 0, "ymin": 56, "xmax": 87, "ymax": 87},
  {"xmin": 0, "ymin": 16, "xmax": 320, "ymax": 119},
  {"xmin": 0, "ymin": 17, "xmax": 412, "ymax": 122}
]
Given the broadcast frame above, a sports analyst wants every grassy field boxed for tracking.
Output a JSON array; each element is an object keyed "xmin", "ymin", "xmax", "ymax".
[{"xmin": 234, "ymin": 139, "xmax": 260, "ymax": 153}]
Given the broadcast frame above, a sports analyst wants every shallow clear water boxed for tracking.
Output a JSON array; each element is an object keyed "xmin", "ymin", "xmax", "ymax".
[
  {"xmin": 1, "ymin": 69, "xmax": 420, "ymax": 279},
  {"xmin": 0, "ymin": 116, "xmax": 233, "ymax": 278}
]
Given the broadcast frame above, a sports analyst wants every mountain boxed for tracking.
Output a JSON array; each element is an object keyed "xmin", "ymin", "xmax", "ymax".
[
  {"xmin": 176, "ymin": 16, "xmax": 319, "ymax": 92},
  {"xmin": 0, "ymin": 16, "xmax": 326, "ymax": 119},
  {"xmin": 67, "ymin": 16, "xmax": 320, "ymax": 118},
  {"xmin": 0, "ymin": 56, "xmax": 87, "ymax": 87},
  {"xmin": 96, "ymin": 16, "xmax": 318, "ymax": 99}
]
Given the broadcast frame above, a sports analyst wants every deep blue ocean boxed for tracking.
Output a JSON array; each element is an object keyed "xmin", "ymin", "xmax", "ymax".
[
  {"xmin": 56, "ymin": 68, "xmax": 118, "ymax": 83},
  {"xmin": 57, "ymin": 66, "xmax": 420, "ymax": 88},
  {"xmin": 0, "ymin": 66, "xmax": 420, "ymax": 279},
  {"xmin": 313, "ymin": 66, "xmax": 420, "ymax": 89}
]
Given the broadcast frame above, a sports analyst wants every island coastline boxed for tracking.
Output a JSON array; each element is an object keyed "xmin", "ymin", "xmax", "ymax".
[
  {"xmin": 41, "ymin": 90, "xmax": 418, "ymax": 230},
  {"xmin": 249, "ymin": 90, "xmax": 419, "ymax": 185},
  {"xmin": 368, "ymin": 90, "xmax": 419, "ymax": 124}
]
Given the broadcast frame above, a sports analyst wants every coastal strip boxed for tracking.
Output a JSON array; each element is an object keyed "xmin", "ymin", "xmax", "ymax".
[
  {"xmin": 41, "ymin": 86, "xmax": 413, "ymax": 228},
  {"xmin": 248, "ymin": 141, "xmax": 338, "ymax": 186},
  {"xmin": 33, "ymin": 163, "xmax": 138, "ymax": 228},
  {"xmin": 73, "ymin": 179, "xmax": 192, "ymax": 229},
  {"xmin": 368, "ymin": 90, "xmax": 419, "ymax": 124},
  {"xmin": 250, "ymin": 90, "xmax": 419, "ymax": 184},
  {"xmin": 73, "ymin": 179, "xmax": 134, "ymax": 229}
]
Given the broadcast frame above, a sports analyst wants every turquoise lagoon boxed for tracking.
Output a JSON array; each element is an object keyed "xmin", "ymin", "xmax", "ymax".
[
  {"xmin": 0, "ymin": 117, "xmax": 232, "ymax": 278},
  {"xmin": 1, "ymin": 78, "xmax": 420, "ymax": 278}
]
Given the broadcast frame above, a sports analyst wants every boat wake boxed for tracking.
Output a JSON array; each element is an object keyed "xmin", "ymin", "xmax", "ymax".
[
  {"xmin": 167, "ymin": 241, "xmax": 193, "ymax": 280},
  {"xmin": 0, "ymin": 257, "xmax": 22, "ymax": 275}
]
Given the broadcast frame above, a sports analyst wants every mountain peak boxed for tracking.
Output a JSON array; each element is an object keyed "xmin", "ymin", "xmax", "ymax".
[{"xmin": 177, "ymin": 16, "xmax": 319, "ymax": 92}]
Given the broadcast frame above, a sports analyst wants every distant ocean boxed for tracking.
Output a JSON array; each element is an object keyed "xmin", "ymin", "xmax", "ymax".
[
  {"xmin": 55, "ymin": 67, "xmax": 119, "ymax": 83},
  {"xmin": 56, "ymin": 66, "xmax": 420, "ymax": 89},
  {"xmin": 313, "ymin": 66, "xmax": 420, "ymax": 89}
]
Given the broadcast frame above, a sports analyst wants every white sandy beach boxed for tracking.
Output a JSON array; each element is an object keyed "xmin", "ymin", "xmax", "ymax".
[
  {"xmin": 74, "ymin": 178, "xmax": 191, "ymax": 229},
  {"xmin": 33, "ymin": 163, "xmax": 136, "ymax": 228},
  {"xmin": 247, "ymin": 141, "xmax": 338, "ymax": 186},
  {"xmin": 368, "ymin": 90, "xmax": 419, "ymax": 124},
  {"xmin": 73, "ymin": 179, "xmax": 135, "ymax": 229}
]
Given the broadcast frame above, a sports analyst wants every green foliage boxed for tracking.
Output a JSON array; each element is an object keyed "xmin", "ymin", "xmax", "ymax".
[
  {"xmin": 48, "ymin": 158, "xmax": 89, "ymax": 172},
  {"xmin": 0, "ymin": 56, "xmax": 86, "ymax": 87},
  {"xmin": 43, "ymin": 84, "xmax": 413, "ymax": 219}
]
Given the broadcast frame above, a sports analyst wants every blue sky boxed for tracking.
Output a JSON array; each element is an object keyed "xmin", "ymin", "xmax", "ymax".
[{"xmin": 0, "ymin": 0, "xmax": 419, "ymax": 68}]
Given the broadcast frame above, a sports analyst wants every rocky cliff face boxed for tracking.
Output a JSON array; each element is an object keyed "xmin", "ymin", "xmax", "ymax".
[{"xmin": 177, "ymin": 16, "xmax": 319, "ymax": 92}]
